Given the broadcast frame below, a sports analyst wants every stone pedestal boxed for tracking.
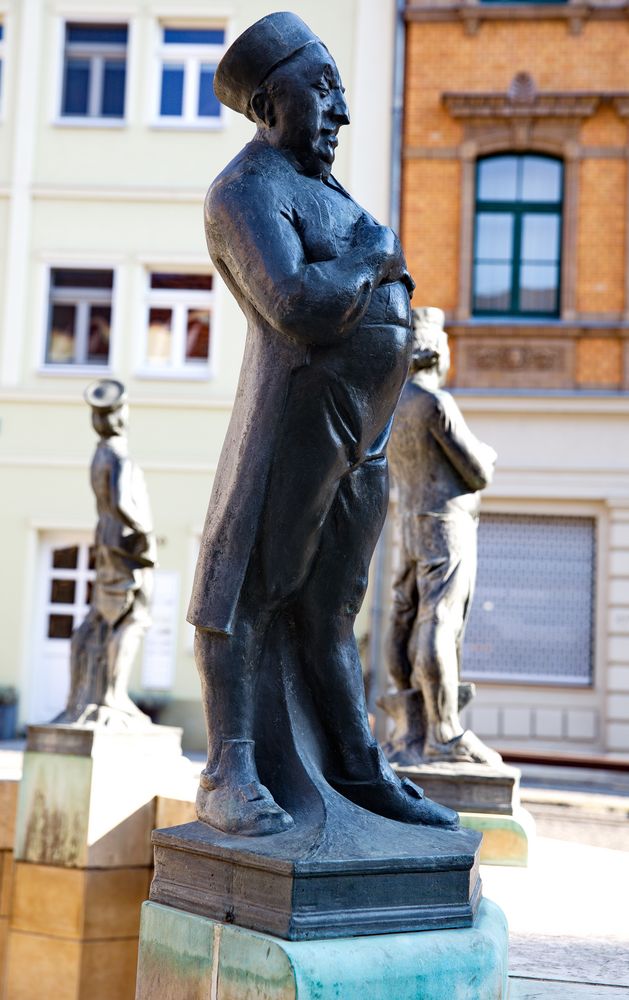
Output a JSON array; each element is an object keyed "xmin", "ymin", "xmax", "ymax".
[
  {"xmin": 136, "ymin": 897, "xmax": 509, "ymax": 999},
  {"xmin": 396, "ymin": 762, "xmax": 535, "ymax": 866},
  {"xmin": 3, "ymin": 724, "xmax": 182, "ymax": 1000},
  {"xmin": 0, "ymin": 765, "xmax": 20, "ymax": 985},
  {"xmin": 150, "ymin": 817, "xmax": 482, "ymax": 940}
]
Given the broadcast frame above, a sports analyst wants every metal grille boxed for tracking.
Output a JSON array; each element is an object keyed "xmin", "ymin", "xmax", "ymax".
[{"xmin": 463, "ymin": 513, "xmax": 595, "ymax": 685}]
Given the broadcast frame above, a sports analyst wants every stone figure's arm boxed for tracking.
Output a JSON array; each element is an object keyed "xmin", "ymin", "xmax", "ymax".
[
  {"xmin": 430, "ymin": 394, "xmax": 497, "ymax": 490},
  {"xmin": 207, "ymin": 179, "xmax": 406, "ymax": 346},
  {"xmin": 110, "ymin": 458, "xmax": 153, "ymax": 535}
]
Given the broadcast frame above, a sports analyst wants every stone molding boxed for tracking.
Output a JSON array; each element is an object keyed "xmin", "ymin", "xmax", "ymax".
[{"xmin": 405, "ymin": 0, "xmax": 629, "ymax": 36}]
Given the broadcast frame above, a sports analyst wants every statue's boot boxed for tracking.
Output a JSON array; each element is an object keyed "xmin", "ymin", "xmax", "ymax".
[
  {"xmin": 332, "ymin": 745, "xmax": 459, "ymax": 829},
  {"xmin": 425, "ymin": 729, "xmax": 503, "ymax": 768},
  {"xmin": 196, "ymin": 739, "xmax": 294, "ymax": 836}
]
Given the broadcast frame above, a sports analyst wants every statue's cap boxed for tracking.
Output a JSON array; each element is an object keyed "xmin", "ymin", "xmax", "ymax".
[
  {"xmin": 84, "ymin": 378, "xmax": 127, "ymax": 411},
  {"xmin": 214, "ymin": 12, "xmax": 324, "ymax": 121}
]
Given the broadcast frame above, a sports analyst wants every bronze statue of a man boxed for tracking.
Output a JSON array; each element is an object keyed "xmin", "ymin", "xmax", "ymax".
[
  {"xmin": 188, "ymin": 13, "xmax": 457, "ymax": 836},
  {"xmin": 55, "ymin": 379, "xmax": 155, "ymax": 727},
  {"xmin": 386, "ymin": 309, "xmax": 501, "ymax": 766}
]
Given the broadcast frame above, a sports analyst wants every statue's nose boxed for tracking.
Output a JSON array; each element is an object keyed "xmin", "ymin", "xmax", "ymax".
[{"xmin": 332, "ymin": 92, "xmax": 350, "ymax": 126}]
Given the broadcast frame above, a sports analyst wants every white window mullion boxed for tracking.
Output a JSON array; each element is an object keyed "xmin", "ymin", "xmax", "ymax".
[
  {"xmin": 184, "ymin": 55, "xmax": 198, "ymax": 123},
  {"xmin": 172, "ymin": 303, "xmax": 186, "ymax": 367},
  {"xmin": 75, "ymin": 301, "xmax": 90, "ymax": 363},
  {"xmin": 89, "ymin": 55, "xmax": 104, "ymax": 116}
]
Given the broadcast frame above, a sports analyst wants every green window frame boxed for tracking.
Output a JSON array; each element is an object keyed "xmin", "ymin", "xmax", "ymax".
[
  {"xmin": 479, "ymin": 1, "xmax": 567, "ymax": 5},
  {"xmin": 472, "ymin": 153, "xmax": 563, "ymax": 318}
]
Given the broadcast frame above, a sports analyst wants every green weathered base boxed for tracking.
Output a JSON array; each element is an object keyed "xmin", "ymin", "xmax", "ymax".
[
  {"xmin": 460, "ymin": 806, "xmax": 536, "ymax": 867},
  {"xmin": 135, "ymin": 897, "xmax": 508, "ymax": 1000}
]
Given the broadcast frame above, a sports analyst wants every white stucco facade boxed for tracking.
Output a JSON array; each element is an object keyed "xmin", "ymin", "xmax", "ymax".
[{"xmin": 0, "ymin": 0, "xmax": 396, "ymax": 745}]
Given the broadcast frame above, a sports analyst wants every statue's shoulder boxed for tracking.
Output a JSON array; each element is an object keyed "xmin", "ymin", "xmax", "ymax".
[{"xmin": 205, "ymin": 142, "xmax": 291, "ymax": 223}]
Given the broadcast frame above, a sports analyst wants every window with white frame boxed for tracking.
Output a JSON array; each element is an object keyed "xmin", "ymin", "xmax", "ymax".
[
  {"xmin": 463, "ymin": 513, "xmax": 595, "ymax": 685},
  {"xmin": 144, "ymin": 272, "xmax": 213, "ymax": 373},
  {"xmin": 156, "ymin": 26, "xmax": 225, "ymax": 125},
  {"xmin": 44, "ymin": 542, "xmax": 96, "ymax": 640},
  {"xmin": 0, "ymin": 22, "xmax": 5, "ymax": 108},
  {"xmin": 61, "ymin": 22, "xmax": 128, "ymax": 119},
  {"xmin": 45, "ymin": 268, "xmax": 113, "ymax": 366}
]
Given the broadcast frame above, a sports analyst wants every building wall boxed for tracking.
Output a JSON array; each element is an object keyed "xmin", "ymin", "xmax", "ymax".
[
  {"xmin": 0, "ymin": 0, "xmax": 397, "ymax": 746},
  {"xmin": 394, "ymin": 1, "xmax": 629, "ymax": 757}
]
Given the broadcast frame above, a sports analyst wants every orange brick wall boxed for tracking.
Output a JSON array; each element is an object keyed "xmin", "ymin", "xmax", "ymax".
[
  {"xmin": 403, "ymin": 18, "xmax": 629, "ymax": 329},
  {"xmin": 575, "ymin": 338, "xmax": 623, "ymax": 388},
  {"xmin": 402, "ymin": 160, "xmax": 460, "ymax": 311},
  {"xmin": 577, "ymin": 159, "xmax": 627, "ymax": 315}
]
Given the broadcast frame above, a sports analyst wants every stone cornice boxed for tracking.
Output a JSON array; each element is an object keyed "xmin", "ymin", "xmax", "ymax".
[
  {"xmin": 442, "ymin": 74, "xmax": 629, "ymax": 120},
  {"xmin": 443, "ymin": 92, "xmax": 601, "ymax": 119},
  {"xmin": 405, "ymin": 1, "xmax": 629, "ymax": 35}
]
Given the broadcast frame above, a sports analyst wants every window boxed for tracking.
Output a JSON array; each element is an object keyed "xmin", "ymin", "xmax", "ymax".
[
  {"xmin": 0, "ymin": 23, "xmax": 4, "ymax": 109},
  {"xmin": 463, "ymin": 514, "xmax": 595, "ymax": 686},
  {"xmin": 156, "ymin": 26, "xmax": 225, "ymax": 125},
  {"xmin": 61, "ymin": 22, "xmax": 128, "ymax": 119},
  {"xmin": 45, "ymin": 543, "xmax": 96, "ymax": 640},
  {"xmin": 143, "ymin": 272, "xmax": 213, "ymax": 374},
  {"xmin": 473, "ymin": 154, "xmax": 563, "ymax": 317},
  {"xmin": 45, "ymin": 268, "xmax": 114, "ymax": 366}
]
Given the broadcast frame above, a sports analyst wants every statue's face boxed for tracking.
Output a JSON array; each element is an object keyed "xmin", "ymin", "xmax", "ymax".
[
  {"xmin": 265, "ymin": 42, "xmax": 349, "ymax": 178},
  {"xmin": 92, "ymin": 403, "xmax": 128, "ymax": 438},
  {"xmin": 437, "ymin": 341, "xmax": 451, "ymax": 387}
]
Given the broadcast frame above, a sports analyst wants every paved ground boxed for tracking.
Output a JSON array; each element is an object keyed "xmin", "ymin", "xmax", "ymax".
[
  {"xmin": 491, "ymin": 768, "xmax": 629, "ymax": 998},
  {"xmin": 1, "ymin": 743, "xmax": 627, "ymax": 997}
]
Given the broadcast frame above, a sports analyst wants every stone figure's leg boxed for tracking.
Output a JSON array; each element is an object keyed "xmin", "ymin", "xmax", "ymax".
[
  {"xmin": 51, "ymin": 610, "xmax": 98, "ymax": 722},
  {"xmin": 413, "ymin": 516, "xmax": 502, "ymax": 766},
  {"xmin": 103, "ymin": 613, "xmax": 148, "ymax": 715},
  {"xmin": 385, "ymin": 553, "xmax": 418, "ymax": 691},
  {"xmin": 456, "ymin": 517, "xmax": 478, "ymax": 678},
  {"xmin": 410, "ymin": 518, "xmax": 466, "ymax": 750},
  {"xmin": 194, "ymin": 616, "xmax": 293, "ymax": 836},
  {"xmin": 294, "ymin": 460, "xmax": 458, "ymax": 828}
]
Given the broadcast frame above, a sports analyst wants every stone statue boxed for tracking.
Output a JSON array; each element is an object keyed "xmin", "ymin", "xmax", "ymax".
[
  {"xmin": 54, "ymin": 379, "xmax": 155, "ymax": 728},
  {"xmin": 383, "ymin": 308, "xmax": 502, "ymax": 767},
  {"xmin": 188, "ymin": 13, "xmax": 457, "ymax": 836}
]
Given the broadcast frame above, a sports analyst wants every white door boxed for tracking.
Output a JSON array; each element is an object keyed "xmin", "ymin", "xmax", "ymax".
[{"xmin": 30, "ymin": 532, "xmax": 95, "ymax": 723}]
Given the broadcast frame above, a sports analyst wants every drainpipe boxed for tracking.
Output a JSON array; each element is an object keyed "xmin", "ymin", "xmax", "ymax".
[{"xmin": 368, "ymin": 0, "xmax": 407, "ymax": 735}]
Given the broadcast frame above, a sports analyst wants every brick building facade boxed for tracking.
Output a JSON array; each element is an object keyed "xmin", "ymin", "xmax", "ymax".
[{"xmin": 385, "ymin": 1, "xmax": 629, "ymax": 758}]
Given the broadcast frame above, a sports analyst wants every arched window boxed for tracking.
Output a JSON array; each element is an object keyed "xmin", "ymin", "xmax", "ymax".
[{"xmin": 473, "ymin": 154, "xmax": 563, "ymax": 317}]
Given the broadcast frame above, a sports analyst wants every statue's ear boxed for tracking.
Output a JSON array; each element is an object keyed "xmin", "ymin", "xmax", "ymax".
[{"xmin": 250, "ymin": 87, "xmax": 275, "ymax": 128}]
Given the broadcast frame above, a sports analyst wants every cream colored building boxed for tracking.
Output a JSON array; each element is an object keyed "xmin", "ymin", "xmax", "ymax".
[{"xmin": 0, "ymin": 0, "xmax": 397, "ymax": 746}]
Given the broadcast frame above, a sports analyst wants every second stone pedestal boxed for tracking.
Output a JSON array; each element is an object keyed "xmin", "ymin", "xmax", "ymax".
[
  {"xmin": 4, "ymin": 724, "xmax": 182, "ymax": 1000},
  {"xmin": 395, "ymin": 761, "xmax": 536, "ymax": 866}
]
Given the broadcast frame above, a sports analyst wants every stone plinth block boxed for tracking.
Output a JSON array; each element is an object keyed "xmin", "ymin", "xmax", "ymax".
[
  {"xmin": 0, "ymin": 851, "xmax": 14, "ymax": 917},
  {"xmin": 395, "ymin": 761, "xmax": 521, "ymax": 816},
  {"xmin": 4, "ymin": 864, "xmax": 150, "ymax": 1000},
  {"xmin": 4, "ymin": 932, "xmax": 138, "ymax": 1000},
  {"xmin": 10, "ymin": 862, "xmax": 150, "ymax": 939},
  {"xmin": 136, "ymin": 897, "xmax": 508, "ymax": 999},
  {"xmin": 0, "ymin": 780, "xmax": 19, "ymax": 850},
  {"xmin": 150, "ymin": 819, "xmax": 481, "ymax": 941},
  {"xmin": 14, "ymin": 724, "xmax": 181, "ymax": 867},
  {"xmin": 460, "ymin": 807, "xmax": 536, "ymax": 867}
]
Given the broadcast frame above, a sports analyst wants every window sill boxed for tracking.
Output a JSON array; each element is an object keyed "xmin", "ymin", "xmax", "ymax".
[
  {"xmin": 38, "ymin": 364, "xmax": 111, "ymax": 377},
  {"xmin": 149, "ymin": 119, "xmax": 225, "ymax": 132},
  {"xmin": 449, "ymin": 317, "xmax": 629, "ymax": 331},
  {"xmin": 53, "ymin": 117, "xmax": 127, "ymax": 129},
  {"xmin": 134, "ymin": 367, "xmax": 214, "ymax": 381}
]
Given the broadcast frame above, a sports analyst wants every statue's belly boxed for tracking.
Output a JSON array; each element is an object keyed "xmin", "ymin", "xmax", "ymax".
[{"xmin": 322, "ymin": 281, "xmax": 413, "ymax": 447}]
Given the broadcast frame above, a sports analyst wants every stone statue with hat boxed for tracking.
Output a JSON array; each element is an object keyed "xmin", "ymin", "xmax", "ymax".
[
  {"xmin": 187, "ymin": 11, "xmax": 459, "ymax": 839},
  {"xmin": 381, "ymin": 308, "xmax": 502, "ymax": 767},
  {"xmin": 53, "ymin": 378, "xmax": 156, "ymax": 727}
]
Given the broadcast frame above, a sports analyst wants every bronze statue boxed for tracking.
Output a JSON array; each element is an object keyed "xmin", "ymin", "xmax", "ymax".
[
  {"xmin": 188, "ymin": 13, "xmax": 458, "ymax": 836},
  {"xmin": 54, "ymin": 379, "xmax": 155, "ymax": 728},
  {"xmin": 384, "ymin": 308, "xmax": 502, "ymax": 766}
]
